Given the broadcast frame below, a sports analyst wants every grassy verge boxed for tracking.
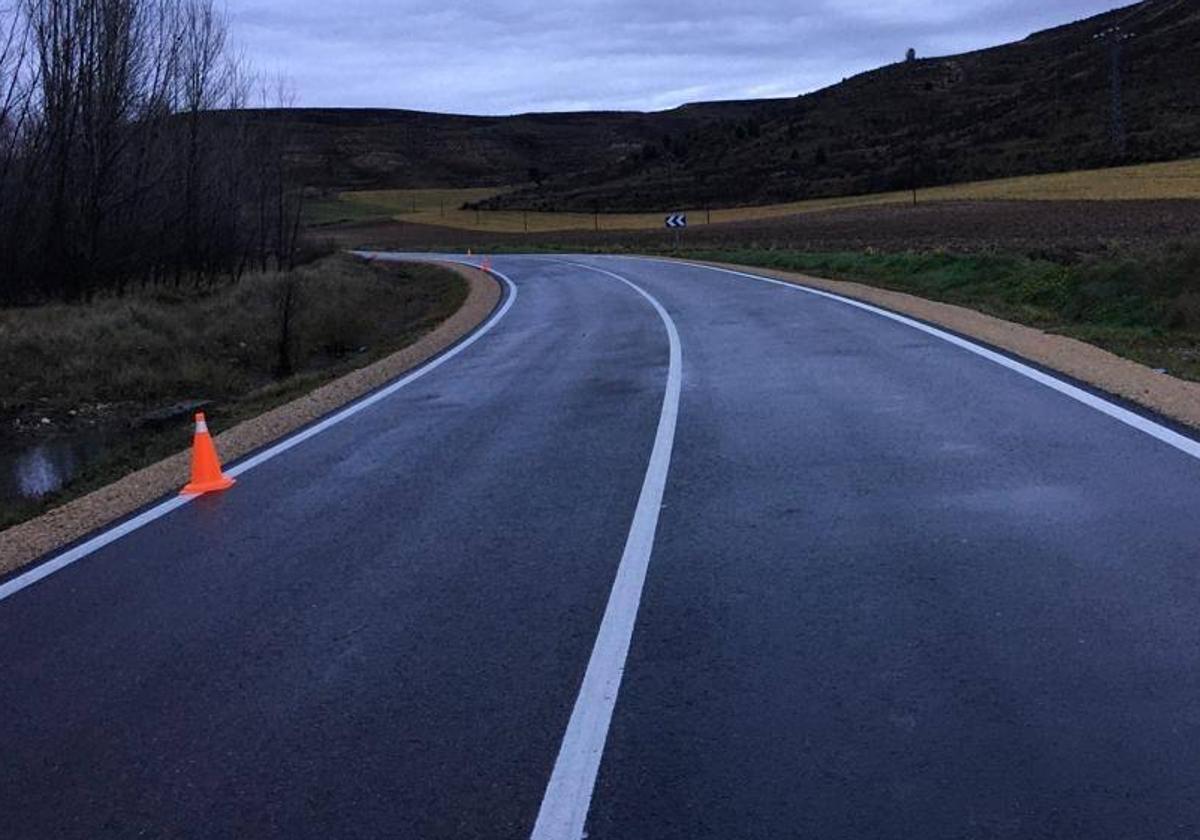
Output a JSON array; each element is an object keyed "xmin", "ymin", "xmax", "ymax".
[
  {"xmin": 0, "ymin": 255, "xmax": 467, "ymax": 529},
  {"xmin": 685, "ymin": 245, "xmax": 1200, "ymax": 382}
]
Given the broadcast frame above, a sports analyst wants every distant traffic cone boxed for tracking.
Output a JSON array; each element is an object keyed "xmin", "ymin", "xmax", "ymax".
[
  {"xmin": 467, "ymin": 248, "xmax": 473, "ymax": 256},
  {"xmin": 482, "ymin": 256, "xmax": 492, "ymax": 271},
  {"xmin": 181, "ymin": 412, "xmax": 235, "ymax": 495}
]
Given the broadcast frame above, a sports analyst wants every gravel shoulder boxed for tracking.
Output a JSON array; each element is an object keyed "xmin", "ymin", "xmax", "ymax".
[
  {"xmin": 701, "ymin": 257, "xmax": 1200, "ymax": 431},
  {"xmin": 0, "ymin": 263, "xmax": 499, "ymax": 578}
]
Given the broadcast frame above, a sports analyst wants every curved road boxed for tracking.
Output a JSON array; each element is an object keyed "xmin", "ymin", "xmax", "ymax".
[{"xmin": 3, "ymin": 255, "xmax": 1200, "ymax": 839}]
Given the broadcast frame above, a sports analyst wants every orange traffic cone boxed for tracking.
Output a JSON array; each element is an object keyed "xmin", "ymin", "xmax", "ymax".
[{"xmin": 181, "ymin": 412, "xmax": 235, "ymax": 495}]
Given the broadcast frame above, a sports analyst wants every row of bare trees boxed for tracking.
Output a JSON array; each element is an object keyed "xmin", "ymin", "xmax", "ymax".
[{"xmin": 0, "ymin": 0, "xmax": 303, "ymax": 305}]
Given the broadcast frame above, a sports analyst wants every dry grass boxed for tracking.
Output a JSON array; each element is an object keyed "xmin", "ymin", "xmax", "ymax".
[
  {"xmin": 0, "ymin": 255, "xmax": 464, "ymax": 424},
  {"xmin": 319, "ymin": 158, "xmax": 1200, "ymax": 234}
]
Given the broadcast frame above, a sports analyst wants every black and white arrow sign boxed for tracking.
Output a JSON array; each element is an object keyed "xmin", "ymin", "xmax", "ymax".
[{"xmin": 665, "ymin": 213, "xmax": 688, "ymax": 228}]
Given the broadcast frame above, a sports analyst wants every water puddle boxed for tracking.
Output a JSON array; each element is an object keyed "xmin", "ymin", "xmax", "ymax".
[
  {"xmin": 0, "ymin": 428, "xmax": 115, "ymax": 506},
  {"xmin": 0, "ymin": 401, "xmax": 206, "ymax": 512}
]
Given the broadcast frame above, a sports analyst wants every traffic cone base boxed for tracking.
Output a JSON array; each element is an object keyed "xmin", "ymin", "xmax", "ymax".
[
  {"xmin": 182, "ymin": 475, "xmax": 236, "ymax": 494},
  {"xmin": 181, "ymin": 412, "xmax": 236, "ymax": 495}
]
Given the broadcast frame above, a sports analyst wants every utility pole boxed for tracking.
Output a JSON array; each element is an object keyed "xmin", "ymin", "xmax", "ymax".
[
  {"xmin": 910, "ymin": 154, "xmax": 918, "ymax": 207},
  {"xmin": 908, "ymin": 69, "xmax": 926, "ymax": 208},
  {"xmin": 1094, "ymin": 25, "xmax": 1134, "ymax": 158}
]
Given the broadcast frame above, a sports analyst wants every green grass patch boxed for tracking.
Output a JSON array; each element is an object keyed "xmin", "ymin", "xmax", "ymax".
[{"xmin": 303, "ymin": 196, "xmax": 398, "ymax": 226}]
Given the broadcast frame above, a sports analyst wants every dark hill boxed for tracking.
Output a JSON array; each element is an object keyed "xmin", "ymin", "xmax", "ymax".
[
  {"xmin": 249, "ymin": 0, "xmax": 1199, "ymax": 210},
  {"xmin": 228, "ymin": 100, "xmax": 771, "ymax": 192}
]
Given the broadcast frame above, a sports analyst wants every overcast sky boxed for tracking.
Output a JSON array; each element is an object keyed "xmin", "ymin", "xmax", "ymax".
[{"xmin": 230, "ymin": 0, "xmax": 1133, "ymax": 115}]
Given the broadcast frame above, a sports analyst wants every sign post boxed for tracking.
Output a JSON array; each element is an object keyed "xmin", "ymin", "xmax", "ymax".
[{"xmin": 665, "ymin": 213, "xmax": 687, "ymax": 251}]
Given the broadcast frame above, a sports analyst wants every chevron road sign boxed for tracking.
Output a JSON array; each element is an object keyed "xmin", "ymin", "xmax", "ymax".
[{"xmin": 665, "ymin": 213, "xmax": 687, "ymax": 228}]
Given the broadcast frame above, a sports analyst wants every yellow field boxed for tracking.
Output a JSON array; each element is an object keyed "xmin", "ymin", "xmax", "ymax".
[{"xmin": 328, "ymin": 158, "xmax": 1200, "ymax": 234}]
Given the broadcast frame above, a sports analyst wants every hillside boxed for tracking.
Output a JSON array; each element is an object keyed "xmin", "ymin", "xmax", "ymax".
[
  {"xmin": 485, "ymin": 0, "xmax": 1200, "ymax": 211},
  {"xmin": 228, "ymin": 100, "xmax": 771, "ymax": 192},
  {"xmin": 253, "ymin": 0, "xmax": 1199, "ymax": 211}
]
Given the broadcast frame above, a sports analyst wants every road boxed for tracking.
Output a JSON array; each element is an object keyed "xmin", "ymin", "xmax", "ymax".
[{"xmin": 3, "ymin": 255, "xmax": 1200, "ymax": 839}]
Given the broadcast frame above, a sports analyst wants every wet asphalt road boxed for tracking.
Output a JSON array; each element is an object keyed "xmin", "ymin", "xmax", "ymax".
[{"xmin": 3, "ymin": 255, "xmax": 1200, "ymax": 839}]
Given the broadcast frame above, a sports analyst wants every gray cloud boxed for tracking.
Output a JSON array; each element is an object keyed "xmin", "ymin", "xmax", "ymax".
[{"xmin": 230, "ymin": 0, "xmax": 1133, "ymax": 114}]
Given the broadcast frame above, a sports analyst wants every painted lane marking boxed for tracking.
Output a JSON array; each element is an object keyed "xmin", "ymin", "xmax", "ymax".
[
  {"xmin": 631, "ymin": 256, "xmax": 1200, "ymax": 462},
  {"xmin": 531, "ymin": 261, "xmax": 682, "ymax": 840},
  {"xmin": 0, "ymin": 263, "xmax": 518, "ymax": 604},
  {"xmin": 0, "ymin": 496, "xmax": 195, "ymax": 603}
]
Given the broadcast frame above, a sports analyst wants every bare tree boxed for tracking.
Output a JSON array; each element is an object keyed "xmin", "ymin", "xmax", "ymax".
[
  {"xmin": 176, "ymin": 0, "xmax": 227, "ymax": 279},
  {"xmin": 247, "ymin": 71, "xmax": 303, "ymax": 272},
  {"xmin": 0, "ymin": 0, "xmax": 304, "ymax": 305}
]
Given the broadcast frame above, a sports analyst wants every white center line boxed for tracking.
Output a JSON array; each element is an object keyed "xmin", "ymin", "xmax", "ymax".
[{"xmin": 531, "ymin": 261, "xmax": 683, "ymax": 840}]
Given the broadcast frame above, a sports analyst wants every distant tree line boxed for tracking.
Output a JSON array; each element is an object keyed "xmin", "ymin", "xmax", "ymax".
[{"xmin": 0, "ymin": 0, "xmax": 304, "ymax": 305}]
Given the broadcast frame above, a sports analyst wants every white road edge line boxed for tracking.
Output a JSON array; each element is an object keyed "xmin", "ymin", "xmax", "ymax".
[
  {"xmin": 531, "ymin": 261, "xmax": 682, "ymax": 840},
  {"xmin": 654, "ymin": 257, "xmax": 1200, "ymax": 462},
  {"xmin": 0, "ymin": 259, "xmax": 518, "ymax": 604}
]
